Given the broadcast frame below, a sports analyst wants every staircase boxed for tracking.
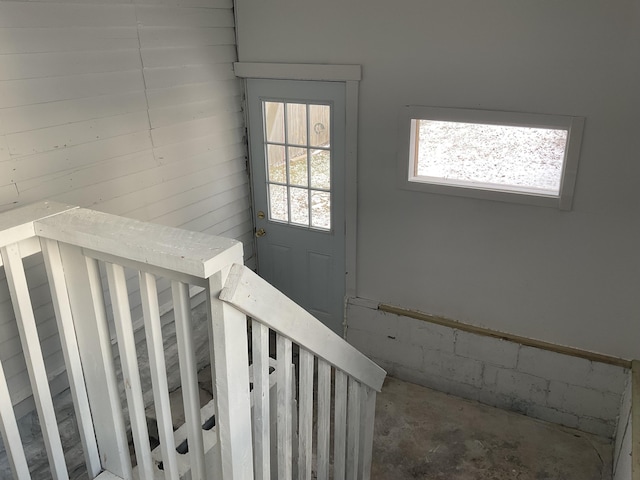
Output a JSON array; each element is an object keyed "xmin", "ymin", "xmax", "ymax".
[{"xmin": 0, "ymin": 201, "xmax": 386, "ymax": 480}]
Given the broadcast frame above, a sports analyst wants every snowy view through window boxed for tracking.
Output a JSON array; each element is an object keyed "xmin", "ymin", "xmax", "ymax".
[{"xmin": 415, "ymin": 120, "xmax": 568, "ymax": 195}]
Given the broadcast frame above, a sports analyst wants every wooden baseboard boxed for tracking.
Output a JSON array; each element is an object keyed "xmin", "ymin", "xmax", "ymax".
[{"xmin": 377, "ymin": 303, "xmax": 630, "ymax": 369}]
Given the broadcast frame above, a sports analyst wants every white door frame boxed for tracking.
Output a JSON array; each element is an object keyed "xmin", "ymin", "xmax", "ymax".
[{"xmin": 235, "ymin": 62, "xmax": 360, "ymax": 299}]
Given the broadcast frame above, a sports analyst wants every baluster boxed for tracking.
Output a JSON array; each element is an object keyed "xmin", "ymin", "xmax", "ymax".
[
  {"xmin": 346, "ymin": 377, "xmax": 361, "ymax": 480},
  {"xmin": 0, "ymin": 358, "xmax": 30, "ymax": 479},
  {"xmin": 172, "ymin": 280, "xmax": 206, "ymax": 480},
  {"xmin": 41, "ymin": 238, "xmax": 101, "ymax": 477},
  {"xmin": 1, "ymin": 243, "xmax": 68, "ymax": 479},
  {"xmin": 316, "ymin": 359, "xmax": 331, "ymax": 480},
  {"xmin": 333, "ymin": 370, "xmax": 348, "ymax": 480},
  {"xmin": 252, "ymin": 320, "xmax": 271, "ymax": 480},
  {"xmin": 105, "ymin": 262, "xmax": 154, "ymax": 480},
  {"xmin": 297, "ymin": 348, "xmax": 313, "ymax": 480},
  {"xmin": 139, "ymin": 272, "xmax": 180, "ymax": 479},
  {"xmin": 277, "ymin": 334, "xmax": 293, "ymax": 480},
  {"xmin": 358, "ymin": 386, "xmax": 377, "ymax": 480},
  {"xmin": 204, "ymin": 293, "xmax": 222, "ymax": 480}
]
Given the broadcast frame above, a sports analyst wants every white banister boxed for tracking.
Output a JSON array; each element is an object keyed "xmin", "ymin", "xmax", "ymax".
[
  {"xmin": 346, "ymin": 377, "xmax": 362, "ymax": 480},
  {"xmin": 0, "ymin": 201, "xmax": 76, "ymax": 251},
  {"xmin": 334, "ymin": 370, "xmax": 348, "ymax": 480},
  {"xmin": 219, "ymin": 264, "xmax": 386, "ymax": 391},
  {"xmin": 0, "ymin": 358, "xmax": 30, "ymax": 479},
  {"xmin": 207, "ymin": 268, "xmax": 255, "ymax": 480},
  {"xmin": 40, "ymin": 238, "xmax": 101, "ymax": 477},
  {"xmin": 105, "ymin": 262, "xmax": 155, "ymax": 480},
  {"xmin": 358, "ymin": 386, "xmax": 377, "ymax": 479},
  {"xmin": 316, "ymin": 359, "xmax": 331, "ymax": 480},
  {"xmin": 251, "ymin": 320, "xmax": 271, "ymax": 480},
  {"xmin": 297, "ymin": 348, "xmax": 313, "ymax": 480},
  {"xmin": 172, "ymin": 280, "xmax": 206, "ymax": 480},
  {"xmin": 139, "ymin": 271, "xmax": 180, "ymax": 479},
  {"xmin": 220, "ymin": 263, "xmax": 386, "ymax": 480},
  {"xmin": 276, "ymin": 334, "xmax": 293, "ymax": 480},
  {"xmin": 0, "ymin": 202, "xmax": 385, "ymax": 480},
  {"xmin": 2, "ymin": 242, "xmax": 68, "ymax": 480},
  {"xmin": 35, "ymin": 207, "xmax": 242, "ymax": 279},
  {"xmin": 58, "ymin": 243, "xmax": 133, "ymax": 478},
  {"xmin": 204, "ymin": 293, "xmax": 223, "ymax": 480}
]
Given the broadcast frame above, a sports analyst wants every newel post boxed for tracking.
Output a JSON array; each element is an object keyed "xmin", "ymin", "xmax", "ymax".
[
  {"xmin": 57, "ymin": 243, "xmax": 133, "ymax": 478},
  {"xmin": 207, "ymin": 260, "xmax": 255, "ymax": 480}
]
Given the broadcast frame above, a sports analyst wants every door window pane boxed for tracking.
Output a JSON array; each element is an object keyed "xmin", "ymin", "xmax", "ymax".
[
  {"xmin": 290, "ymin": 187, "xmax": 309, "ymax": 226},
  {"xmin": 310, "ymin": 149, "xmax": 330, "ymax": 189},
  {"xmin": 287, "ymin": 103, "xmax": 307, "ymax": 146},
  {"xmin": 269, "ymin": 184, "xmax": 288, "ymax": 222},
  {"xmin": 264, "ymin": 102, "xmax": 285, "ymax": 143},
  {"xmin": 267, "ymin": 145, "xmax": 286, "ymax": 183},
  {"xmin": 309, "ymin": 104, "xmax": 330, "ymax": 147},
  {"xmin": 288, "ymin": 147, "xmax": 308, "ymax": 187},
  {"xmin": 311, "ymin": 191, "xmax": 331, "ymax": 230}
]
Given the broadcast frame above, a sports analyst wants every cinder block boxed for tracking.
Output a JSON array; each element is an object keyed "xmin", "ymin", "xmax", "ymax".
[
  {"xmin": 394, "ymin": 366, "xmax": 481, "ymax": 402},
  {"xmin": 577, "ymin": 416, "xmax": 616, "ymax": 438},
  {"xmin": 485, "ymin": 365, "xmax": 549, "ymax": 406},
  {"xmin": 586, "ymin": 362, "xmax": 629, "ymax": 395},
  {"xmin": 344, "ymin": 327, "xmax": 395, "ymax": 375},
  {"xmin": 614, "ymin": 381, "xmax": 632, "ymax": 462},
  {"xmin": 445, "ymin": 379, "xmax": 482, "ymax": 402},
  {"xmin": 547, "ymin": 381, "xmax": 621, "ymax": 421},
  {"xmin": 526, "ymin": 404, "xmax": 579, "ymax": 430},
  {"xmin": 393, "ymin": 365, "xmax": 431, "ymax": 389},
  {"xmin": 347, "ymin": 328, "xmax": 423, "ymax": 370},
  {"xmin": 422, "ymin": 349, "xmax": 483, "ymax": 388},
  {"xmin": 395, "ymin": 317, "xmax": 455, "ymax": 353},
  {"xmin": 454, "ymin": 331, "xmax": 519, "ymax": 368},
  {"xmin": 517, "ymin": 346, "xmax": 591, "ymax": 385},
  {"xmin": 346, "ymin": 303, "xmax": 398, "ymax": 338},
  {"xmin": 475, "ymin": 389, "xmax": 507, "ymax": 409},
  {"xmin": 475, "ymin": 389, "xmax": 533, "ymax": 415},
  {"xmin": 483, "ymin": 365, "xmax": 499, "ymax": 386}
]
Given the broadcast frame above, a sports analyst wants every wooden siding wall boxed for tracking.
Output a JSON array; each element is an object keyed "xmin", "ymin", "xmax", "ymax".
[{"xmin": 0, "ymin": 0, "xmax": 252, "ymax": 414}]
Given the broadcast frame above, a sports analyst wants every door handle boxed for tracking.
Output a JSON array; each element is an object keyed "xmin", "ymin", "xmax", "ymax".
[{"xmin": 255, "ymin": 228, "xmax": 267, "ymax": 237}]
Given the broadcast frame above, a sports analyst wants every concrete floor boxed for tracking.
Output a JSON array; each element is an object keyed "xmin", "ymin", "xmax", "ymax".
[
  {"xmin": 2, "ymin": 368, "xmax": 613, "ymax": 479},
  {"xmin": 373, "ymin": 376, "xmax": 613, "ymax": 480}
]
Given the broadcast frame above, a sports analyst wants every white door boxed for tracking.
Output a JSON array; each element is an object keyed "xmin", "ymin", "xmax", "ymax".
[{"xmin": 246, "ymin": 79, "xmax": 346, "ymax": 334}]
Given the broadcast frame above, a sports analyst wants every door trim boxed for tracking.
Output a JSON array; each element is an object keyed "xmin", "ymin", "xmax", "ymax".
[{"xmin": 235, "ymin": 62, "xmax": 360, "ymax": 298}]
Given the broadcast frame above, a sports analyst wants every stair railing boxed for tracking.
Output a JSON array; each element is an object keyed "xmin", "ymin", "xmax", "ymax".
[
  {"xmin": 0, "ymin": 201, "xmax": 385, "ymax": 480},
  {"xmin": 220, "ymin": 263, "xmax": 385, "ymax": 480}
]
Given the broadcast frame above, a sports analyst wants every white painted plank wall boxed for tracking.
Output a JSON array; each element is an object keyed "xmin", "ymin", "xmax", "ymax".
[{"xmin": 0, "ymin": 0, "xmax": 251, "ymax": 414}]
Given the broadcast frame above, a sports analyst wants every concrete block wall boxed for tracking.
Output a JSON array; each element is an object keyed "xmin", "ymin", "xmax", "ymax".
[
  {"xmin": 612, "ymin": 372, "xmax": 632, "ymax": 480},
  {"xmin": 346, "ymin": 299, "xmax": 629, "ymax": 438}
]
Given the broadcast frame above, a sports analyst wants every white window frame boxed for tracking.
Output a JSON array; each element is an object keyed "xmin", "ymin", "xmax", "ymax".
[{"xmin": 397, "ymin": 106, "xmax": 585, "ymax": 210}]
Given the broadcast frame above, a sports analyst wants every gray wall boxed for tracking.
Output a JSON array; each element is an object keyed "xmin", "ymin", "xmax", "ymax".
[
  {"xmin": 235, "ymin": 0, "xmax": 640, "ymax": 359},
  {"xmin": 0, "ymin": 0, "xmax": 251, "ymax": 409}
]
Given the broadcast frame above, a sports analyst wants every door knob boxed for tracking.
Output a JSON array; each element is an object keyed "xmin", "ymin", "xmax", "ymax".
[{"xmin": 255, "ymin": 228, "xmax": 266, "ymax": 237}]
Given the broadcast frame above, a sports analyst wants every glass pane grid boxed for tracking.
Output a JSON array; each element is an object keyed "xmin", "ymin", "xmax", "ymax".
[{"xmin": 263, "ymin": 100, "xmax": 332, "ymax": 231}]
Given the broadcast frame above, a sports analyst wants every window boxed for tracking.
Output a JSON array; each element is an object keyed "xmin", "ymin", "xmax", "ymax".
[
  {"xmin": 398, "ymin": 106, "xmax": 584, "ymax": 210},
  {"xmin": 263, "ymin": 100, "xmax": 332, "ymax": 230}
]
